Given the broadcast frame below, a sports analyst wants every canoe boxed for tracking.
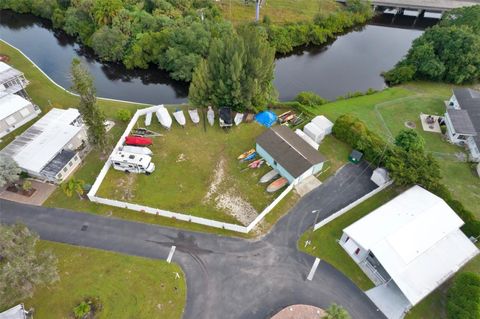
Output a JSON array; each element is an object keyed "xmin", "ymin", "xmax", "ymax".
[
  {"xmin": 259, "ymin": 169, "xmax": 280, "ymax": 184},
  {"xmin": 237, "ymin": 149, "xmax": 255, "ymax": 160},
  {"xmin": 145, "ymin": 112, "xmax": 152, "ymax": 126},
  {"xmin": 155, "ymin": 106, "xmax": 172, "ymax": 129},
  {"xmin": 243, "ymin": 152, "xmax": 257, "ymax": 161},
  {"xmin": 125, "ymin": 136, "xmax": 153, "ymax": 146},
  {"xmin": 266, "ymin": 177, "xmax": 288, "ymax": 193},
  {"xmin": 207, "ymin": 106, "xmax": 215, "ymax": 126},
  {"xmin": 188, "ymin": 108, "xmax": 200, "ymax": 125},
  {"xmin": 248, "ymin": 159, "xmax": 264, "ymax": 168},
  {"xmin": 173, "ymin": 109, "xmax": 186, "ymax": 127},
  {"xmin": 234, "ymin": 113, "xmax": 243, "ymax": 126}
]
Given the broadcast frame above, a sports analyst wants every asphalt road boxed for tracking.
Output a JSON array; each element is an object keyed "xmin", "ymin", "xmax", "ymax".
[{"xmin": 0, "ymin": 162, "xmax": 385, "ymax": 319}]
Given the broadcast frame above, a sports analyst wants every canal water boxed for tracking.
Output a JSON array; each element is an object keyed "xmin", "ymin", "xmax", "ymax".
[{"xmin": 0, "ymin": 10, "xmax": 432, "ymax": 104}]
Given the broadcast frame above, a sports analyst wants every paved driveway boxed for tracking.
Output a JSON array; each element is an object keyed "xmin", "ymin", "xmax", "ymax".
[{"xmin": 0, "ymin": 162, "xmax": 383, "ymax": 319}]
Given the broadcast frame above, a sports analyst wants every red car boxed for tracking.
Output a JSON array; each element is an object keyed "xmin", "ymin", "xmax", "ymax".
[{"xmin": 125, "ymin": 136, "xmax": 153, "ymax": 146}]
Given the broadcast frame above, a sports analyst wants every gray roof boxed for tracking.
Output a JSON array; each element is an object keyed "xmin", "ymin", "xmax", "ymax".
[
  {"xmin": 453, "ymin": 88, "xmax": 480, "ymax": 148},
  {"xmin": 40, "ymin": 150, "xmax": 76, "ymax": 179},
  {"xmin": 256, "ymin": 125, "xmax": 325, "ymax": 178},
  {"xmin": 0, "ymin": 304, "xmax": 27, "ymax": 319},
  {"xmin": 447, "ymin": 109, "xmax": 477, "ymax": 135}
]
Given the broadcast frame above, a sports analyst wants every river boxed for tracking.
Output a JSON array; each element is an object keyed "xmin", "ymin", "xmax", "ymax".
[{"xmin": 0, "ymin": 10, "xmax": 432, "ymax": 104}]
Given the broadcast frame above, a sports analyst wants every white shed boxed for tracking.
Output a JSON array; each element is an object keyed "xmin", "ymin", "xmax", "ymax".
[
  {"xmin": 295, "ymin": 129, "xmax": 319, "ymax": 150},
  {"xmin": 370, "ymin": 167, "xmax": 390, "ymax": 186},
  {"xmin": 311, "ymin": 115, "xmax": 334, "ymax": 135},
  {"xmin": 303, "ymin": 122, "xmax": 324, "ymax": 143}
]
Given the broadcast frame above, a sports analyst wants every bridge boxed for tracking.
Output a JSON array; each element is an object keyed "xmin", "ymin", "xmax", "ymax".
[{"xmin": 338, "ymin": 0, "xmax": 479, "ymax": 12}]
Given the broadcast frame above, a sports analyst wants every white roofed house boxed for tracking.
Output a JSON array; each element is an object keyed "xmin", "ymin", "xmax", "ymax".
[
  {"xmin": 0, "ymin": 108, "xmax": 87, "ymax": 183},
  {"xmin": 0, "ymin": 93, "xmax": 41, "ymax": 138},
  {"xmin": 0, "ymin": 62, "xmax": 29, "ymax": 96},
  {"xmin": 339, "ymin": 186, "xmax": 479, "ymax": 319},
  {"xmin": 445, "ymin": 88, "xmax": 480, "ymax": 162}
]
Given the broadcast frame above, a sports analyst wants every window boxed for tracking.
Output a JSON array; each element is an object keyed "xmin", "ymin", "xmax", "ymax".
[
  {"xmin": 69, "ymin": 162, "xmax": 73, "ymax": 167},
  {"xmin": 74, "ymin": 155, "xmax": 79, "ymax": 161},
  {"xmin": 63, "ymin": 167, "xmax": 68, "ymax": 173},
  {"xmin": 57, "ymin": 173, "xmax": 62, "ymax": 178},
  {"xmin": 273, "ymin": 160, "xmax": 277, "ymax": 166},
  {"xmin": 354, "ymin": 248, "xmax": 360, "ymax": 255},
  {"xmin": 344, "ymin": 236, "xmax": 350, "ymax": 243}
]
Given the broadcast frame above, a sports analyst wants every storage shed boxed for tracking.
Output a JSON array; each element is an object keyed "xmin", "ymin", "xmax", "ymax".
[
  {"xmin": 370, "ymin": 168, "xmax": 390, "ymax": 186},
  {"xmin": 303, "ymin": 122, "xmax": 324, "ymax": 143},
  {"xmin": 311, "ymin": 115, "xmax": 334, "ymax": 135},
  {"xmin": 256, "ymin": 126, "xmax": 325, "ymax": 185}
]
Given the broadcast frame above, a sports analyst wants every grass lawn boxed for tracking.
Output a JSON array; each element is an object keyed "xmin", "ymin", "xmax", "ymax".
[
  {"xmin": 217, "ymin": 0, "xmax": 339, "ymax": 25},
  {"xmin": 317, "ymin": 135, "xmax": 351, "ymax": 181},
  {"xmin": 96, "ymin": 116, "xmax": 280, "ymax": 225},
  {"xmin": 299, "ymin": 186, "xmax": 402, "ymax": 291},
  {"xmin": 18, "ymin": 241, "xmax": 186, "ymax": 319},
  {"xmin": 311, "ymin": 83, "xmax": 480, "ymax": 218}
]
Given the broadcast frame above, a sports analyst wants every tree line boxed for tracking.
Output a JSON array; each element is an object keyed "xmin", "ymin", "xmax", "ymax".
[
  {"xmin": 1, "ymin": 0, "xmax": 372, "ymax": 84},
  {"xmin": 384, "ymin": 6, "xmax": 480, "ymax": 85}
]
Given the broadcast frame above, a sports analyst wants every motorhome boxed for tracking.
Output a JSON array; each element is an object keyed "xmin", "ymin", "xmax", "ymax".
[{"xmin": 111, "ymin": 151, "xmax": 155, "ymax": 174}]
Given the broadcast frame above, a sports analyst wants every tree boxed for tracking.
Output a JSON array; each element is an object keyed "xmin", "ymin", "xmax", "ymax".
[
  {"xmin": 0, "ymin": 224, "xmax": 59, "ymax": 308},
  {"xmin": 70, "ymin": 58, "xmax": 107, "ymax": 148},
  {"xmin": 92, "ymin": 0, "xmax": 122, "ymax": 26},
  {"xmin": 325, "ymin": 304, "xmax": 351, "ymax": 319},
  {"xmin": 0, "ymin": 155, "xmax": 21, "ymax": 187},
  {"xmin": 22, "ymin": 180, "xmax": 32, "ymax": 192},
  {"xmin": 394, "ymin": 129, "xmax": 425, "ymax": 152},
  {"xmin": 61, "ymin": 178, "xmax": 85, "ymax": 198},
  {"xmin": 447, "ymin": 272, "xmax": 480, "ymax": 319},
  {"xmin": 91, "ymin": 26, "xmax": 128, "ymax": 62},
  {"xmin": 295, "ymin": 91, "xmax": 328, "ymax": 106},
  {"xmin": 116, "ymin": 109, "xmax": 132, "ymax": 122},
  {"xmin": 441, "ymin": 6, "xmax": 480, "ymax": 33}
]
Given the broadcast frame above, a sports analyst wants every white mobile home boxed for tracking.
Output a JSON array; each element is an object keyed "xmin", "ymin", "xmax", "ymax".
[
  {"xmin": 0, "ymin": 62, "xmax": 29, "ymax": 95},
  {"xmin": 111, "ymin": 150, "xmax": 155, "ymax": 174},
  {"xmin": 340, "ymin": 186, "xmax": 479, "ymax": 319},
  {"xmin": 0, "ymin": 108, "xmax": 87, "ymax": 183},
  {"xmin": 0, "ymin": 93, "xmax": 40, "ymax": 138}
]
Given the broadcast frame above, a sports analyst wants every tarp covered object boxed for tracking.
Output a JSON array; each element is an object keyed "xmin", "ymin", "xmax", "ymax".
[{"xmin": 255, "ymin": 110, "xmax": 277, "ymax": 128}]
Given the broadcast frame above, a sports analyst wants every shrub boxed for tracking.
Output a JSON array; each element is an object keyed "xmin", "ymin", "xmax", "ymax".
[
  {"xmin": 383, "ymin": 65, "xmax": 416, "ymax": 85},
  {"xmin": 295, "ymin": 91, "xmax": 327, "ymax": 106},
  {"xmin": 116, "ymin": 109, "xmax": 131, "ymax": 122},
  {"xmin": 447, "ymin": 272, "xmax": 480, "ymax": 319},
  {"xmin": 73, "ymin": 301, "xmax": 91, "ymax": 319}
]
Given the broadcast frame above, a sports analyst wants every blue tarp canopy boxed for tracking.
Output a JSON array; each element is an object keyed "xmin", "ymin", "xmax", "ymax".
[{"xmin": 255, "ymin": 111, "xmax": 277, "ymax": 128}]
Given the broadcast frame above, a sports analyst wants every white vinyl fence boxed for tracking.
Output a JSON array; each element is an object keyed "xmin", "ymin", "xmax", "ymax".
[
  {"xmin": 88, "ymin": 105, "xmax": 293, "ymax": 234},
  {"xmin": 313, "ymin": 180, "xmax": 393, "ymax": 231}
]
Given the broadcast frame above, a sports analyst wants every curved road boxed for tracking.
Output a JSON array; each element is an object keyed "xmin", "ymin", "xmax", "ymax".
[{"xmin": 0, "ymin": 163, "xmax": 385, "ymax": 319}]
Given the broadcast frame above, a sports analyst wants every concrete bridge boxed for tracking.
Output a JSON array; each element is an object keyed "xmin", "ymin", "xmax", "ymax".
[{"xmin": 338, "ymin": 0, "xmax": 479, "ymax": 13}]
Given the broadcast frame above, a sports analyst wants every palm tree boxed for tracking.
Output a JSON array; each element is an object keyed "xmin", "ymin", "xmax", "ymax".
[
  {"xmin": 325, "ymin": 304, "xmax": 351, "ymax": 319},
  {"xmin": 61, "ymin": 178, "xmax": 85, "ymax": 198}
]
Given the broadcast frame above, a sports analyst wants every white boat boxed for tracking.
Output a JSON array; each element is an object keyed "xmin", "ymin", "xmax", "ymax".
[
  {"xmin": 207, "ymin": 106, "xmax": 215, "ymax": 126},
  {"xmin": 173, "ymin": 109, "xmax": 186, "ymax": 127},
  {"xmin": 188, "ymin": 108, "xmax": 200, "ymax": 125},
  {"xmin": 234, "ymin": 113, "xmax": 243, "ymax": 126},
  {"xmin": 259, "ymin": 169, "xmax": 279, "ymax": 184},
  {"xmin": 155, "ymin": 105, "xmax": 172, "ymax": 129},
  {"xmin": 121, "ymin": 145, "xmax": 153, "ymax": 156},
  {"xmin": 145, "ymin": 112, "xmax": 152, "ymax": 126}
]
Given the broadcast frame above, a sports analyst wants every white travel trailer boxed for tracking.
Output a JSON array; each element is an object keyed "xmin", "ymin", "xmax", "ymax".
[{"xmin": 111, "ymin": 151, "xmax": 155, "ymax": 174}]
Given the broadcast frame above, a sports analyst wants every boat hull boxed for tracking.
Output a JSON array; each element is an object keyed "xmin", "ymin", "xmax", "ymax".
[
  {"xmin": 266, "ymin": 177, "xmax": 288, "ymax": 193},
  {"xmin": 260, "ymin": 169, "xmax": 279, "ymax": 183}
]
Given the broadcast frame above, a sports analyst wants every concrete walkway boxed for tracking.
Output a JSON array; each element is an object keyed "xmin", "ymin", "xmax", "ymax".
[{"xmin": 0, "ymin": 162, "xmax": 383, "ymax": 319}]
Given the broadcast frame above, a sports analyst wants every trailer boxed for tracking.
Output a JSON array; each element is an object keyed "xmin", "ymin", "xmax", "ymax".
[{"xmin": 110, "ymin": 151, "xmax": 155, "ymax": 174}]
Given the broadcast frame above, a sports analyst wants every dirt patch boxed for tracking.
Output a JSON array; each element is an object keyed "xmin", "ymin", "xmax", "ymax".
[
  {"xmin": 115, "ymin": 173, "xmax": 137, "ymax": 201},
  {"xmin": 404, "ymin": 121, "xmax": 416, "ymax": 129},
  {"xmin": 204, "ymin": 157, "xmax": 258, "ymax": 225},
  {"xmin": 0, "ymin": 54, "xmax": 10, "ymax": 62},
  {"xmin": 176, "ymin": 153, "xmax": 187, "ymax": 163}
]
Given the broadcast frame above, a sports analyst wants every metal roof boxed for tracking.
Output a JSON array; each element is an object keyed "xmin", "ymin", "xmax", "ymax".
[
  {"xmin": 0, "ymin": 62, "xmax": 23, "ymax": 84},
  {"xmin": 344, "ymin": 185, "xmax": 479, "ymax": 305},
  {"xmin": 0, "ymin": 93, "xmax": 32, "ymax": 120},
  {"xmin": 0, "ymin": 108, "xmax": 83, "ymax": 174},
  {"xmin": 256, "ymin": 125, "xmax": 325, "ymax": 178}
]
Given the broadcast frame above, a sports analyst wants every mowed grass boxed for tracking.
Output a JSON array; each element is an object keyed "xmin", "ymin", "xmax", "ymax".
[
  {"xmin": 317, "ymin": 135, "xmax": 351, "ymax": 181},
  {"xmin": 311, "ymin": 83, "xmax": 480, "ymax": 218},
  {"xmin": 22, "ymin": 241, "xmax": 185, "ymax": 319},
  {"xmin": 97, "ymin": 116, "xmax": 277, "ymax": 225},
  {"xmin": 299, "ymin": 186, "xmax": 402, "ymax": 290},
  {"xmin": 217, "ymin": 0, "xmax": 339, "ymax": 24}
]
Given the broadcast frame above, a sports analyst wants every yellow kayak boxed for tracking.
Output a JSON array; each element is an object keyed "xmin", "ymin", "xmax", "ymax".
[{"xmin": 238, "ymin": 149, "xmax": 255, "ymax": 160}]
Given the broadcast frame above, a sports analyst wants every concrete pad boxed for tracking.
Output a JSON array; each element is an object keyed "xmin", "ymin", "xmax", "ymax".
[
  {"xmin": 366, "ymin": 282, "xmax": 411, "ymax": 319},
  {"xmin": 295, "ymin": 175, "xmax": 322, "ymax": 197},
  {"xmin": 419, "ymin": 114, "xmax": 441, "ymax": 133},
  {"xmin": 0, "ymin": 179, "xmax": 56, "ymax": 206}
]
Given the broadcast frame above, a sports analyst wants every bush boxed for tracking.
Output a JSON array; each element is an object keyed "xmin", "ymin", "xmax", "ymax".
[
  {"xmin": 383, "ymin": 65, "xmax": 415, "ymax": 85},
  {"xmin": 295, "ymin": 91, "xmax": 327, "ymax": 106},
  {"xmin": 73, "ymin": 301, "xmax": 91, "ymax": 319},
  {"xmin": 447, "ymin": 272, "xmax": 480, "ymax": 319},
  {"xmin": 116, "ymin": 109, "xmax": 131, "ymax": 122}
]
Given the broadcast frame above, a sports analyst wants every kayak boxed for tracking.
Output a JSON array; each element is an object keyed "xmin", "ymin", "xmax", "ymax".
[
  {"xmin": 173, "ymin": 109, "xmax": 186, "ymax": 127},
  {"xmin": 207, "ymin": 106, "xmax": 215, "ymax": 126},
  {"xmin": 188, "ymin": 108, "xmax": 200, "ymax": 125},
  {"xmin": 237, "ymin": 149, "xmax": 255, "ymax": 160},
  {"xmin": 248, "ymin": 159, "xmax": 264, "ymax": 168},
  {"xmin": 145, "ymin": 112, "xmax": 152, "ymax": 126},
  {"xmin": 266, "ymin": 177, "xmax": 288, "ymax": 193},
  {"xmin": 234, "ymin": 113, "xmax": 243, "ymax": 126},
  {"xmin": 259, "ymin": 169, "xmax": 280, "ymax": 184},
  {"xmin": 125, "ymin": 136, "xmax": 153, "ymax": 146},
  {"xmin": 243, "ymin": 152, "xmax": 257, "ymax": 161}
]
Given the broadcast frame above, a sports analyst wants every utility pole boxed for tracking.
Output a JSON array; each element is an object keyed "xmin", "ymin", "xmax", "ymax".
[{"xmin": 255, "ymin": 0, "xmax": 260, "ymax": 22}]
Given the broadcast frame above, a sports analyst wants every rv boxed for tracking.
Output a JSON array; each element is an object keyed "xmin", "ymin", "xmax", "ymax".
[{"xmin": 111, "ymin": 151, "xmax": 155, "ymax": 174}]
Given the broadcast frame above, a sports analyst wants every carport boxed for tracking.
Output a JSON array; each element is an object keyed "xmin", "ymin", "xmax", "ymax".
[{"xmin": 366, "ymin": 282, "xmax": 410, "ymax": 319}]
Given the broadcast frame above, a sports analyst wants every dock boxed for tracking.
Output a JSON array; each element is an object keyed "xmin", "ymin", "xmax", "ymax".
[{"xmin": 337, "ymin": 0, "xmax": 479, "ymax": 12}]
